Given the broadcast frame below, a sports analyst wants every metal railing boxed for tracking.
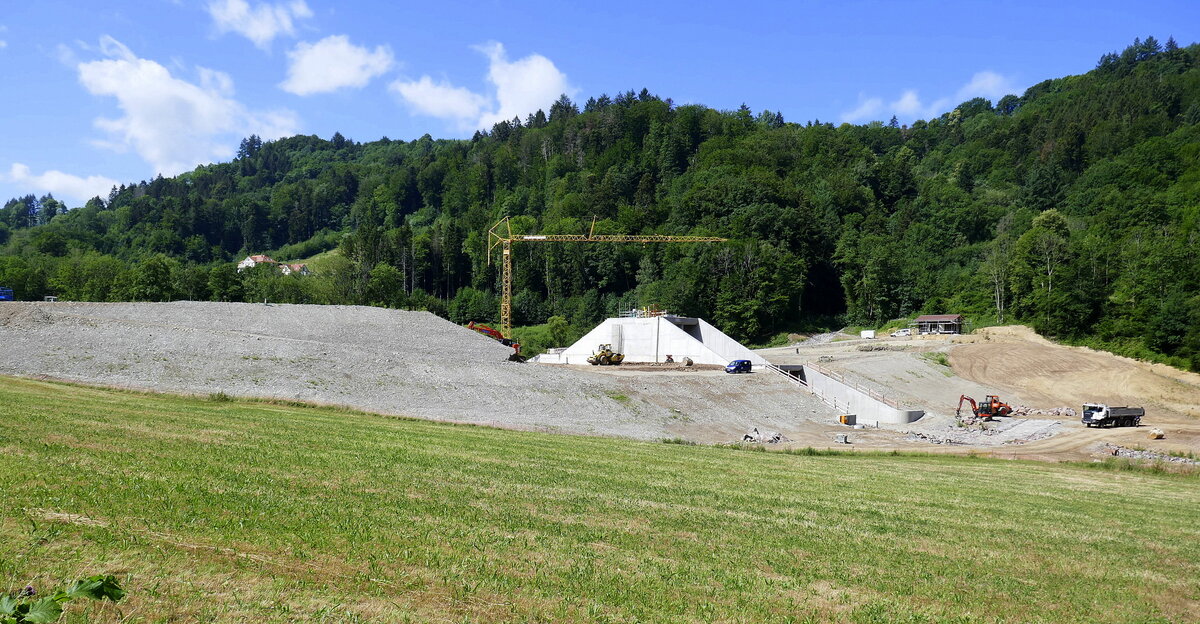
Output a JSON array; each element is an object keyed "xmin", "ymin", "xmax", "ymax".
[
  {"xmin": 763, "ymin": 361, "xmax": 909, "ymax": 413},
  {"xmin": 803, "ymin": 361, "xmax": 904, "ymax": 409},
  {"xmin": 764, "ymin": 364, "xmax": 807, "ymax": 388}
]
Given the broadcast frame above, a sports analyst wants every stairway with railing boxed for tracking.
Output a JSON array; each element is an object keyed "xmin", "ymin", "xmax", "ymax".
[
  {"xmin": 763, "ymin": 361, "xmax": 923, "ymax": 424},
  {"xmin": 764, "ymin": 363, "xmax": 807, "ymax": 388},
  {"xmin": 802, "ymin": 361, "xmax": 903, "ymax": 409}
]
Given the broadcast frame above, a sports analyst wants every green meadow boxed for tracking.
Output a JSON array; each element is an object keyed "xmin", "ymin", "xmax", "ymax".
[{"xmin": 1, "ymin": 376, "xmax": 1197, "ymax": 623}]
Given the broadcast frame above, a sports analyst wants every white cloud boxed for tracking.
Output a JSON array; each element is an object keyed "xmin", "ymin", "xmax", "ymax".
[
  {"xmin": 839, "ymin": 95, "xmax": 883, "ymax": 123},
  {"xmin": 891, "ymin": 90, "xmax": 922, "ymax": 116},
  {"xmin": 0, "ymin": 41, "xmax": 7, "ymax": 50},
  {"xmin": 77, "ymin": 36, "xmax": 299, "ymax": 177},
  {"xmin": 56, "ymin": 43, "xmax": 79, "ymax": 66},
  {"xmin": 840, "ymin": 71, "xmax": 1019, "ymax": 123},
  {"xmin": 956, "ymin": 70, "xmax": 1018, "ymax": 101},
  {"xmin": 206, "ymin": 0, "xmax": 312, "ymax": 49},
  {"xmin": 390, "ymin": 76, "xmax": 489, "ymax": 122},
  {"xmin": 474, "ymin": 42, "xmax": 572, "ymax": 128},
  {"xmin": 4, "ymin": 163, "xmax": 118, "ymax": 204},
  {"xmin": 390, "ymin": 42, "xmax": 573, "ymax": 131},
  {"xmin": 280, "ymin": 35, "xmax": 394, "ymax": 95},
  {"xmin": 887, "ymin": 90, "xmax": 950, "ymax": 120}
]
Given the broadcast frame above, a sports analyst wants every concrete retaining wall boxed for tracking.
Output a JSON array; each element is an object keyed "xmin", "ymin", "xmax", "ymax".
[
  {"xmin": 535, "ymin": 317, "xmax": 768, "ymax": 367},
  {"xmin": 803, "ymin": 364, "xmax": 924, "ymax": 425}
]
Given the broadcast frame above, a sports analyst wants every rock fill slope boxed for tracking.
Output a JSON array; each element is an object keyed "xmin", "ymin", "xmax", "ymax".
[{"xmin": 0, "ymin": 302, "xmax": 831, "ymax": 441}]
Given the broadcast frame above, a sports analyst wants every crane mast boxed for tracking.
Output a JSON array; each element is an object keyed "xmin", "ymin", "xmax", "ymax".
[{"xmin": 487, "ymin": 217, "xmax": 726, "ymax": 337}]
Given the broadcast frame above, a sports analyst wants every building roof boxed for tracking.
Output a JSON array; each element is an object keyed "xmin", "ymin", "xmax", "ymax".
[
  {"xmin": 286, "ymin": 263, "xmax": 308, "ymax": 271},
  {"xmin": 914, "ymin": 314, "xmax": 963, "ymax": 322},
  {"xmin": 248, "ymin": 255, "xmax": 277, "ymax": 263}
]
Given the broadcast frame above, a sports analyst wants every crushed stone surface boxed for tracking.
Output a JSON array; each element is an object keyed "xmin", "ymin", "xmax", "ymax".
[
  {"xmin": 0, "ymin": 302, "xmax": 835, "ymax": 441},
  {"xmin": 904, "ymin": 418, "xmax": 1064, "ymax": 446}
]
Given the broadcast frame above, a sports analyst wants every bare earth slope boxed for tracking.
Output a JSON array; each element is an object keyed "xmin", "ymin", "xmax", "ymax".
[
  {"xmin": 761, "ymin": 328, "xmax": 1200, "ymax": 461},
  {"xmin": 952, "ymin": 325, "xmax": 1200, "ymax": 420},
  {"xmin": 948, "ymin": 325, "xmax": 1200, "ymax": 460},
  {"xmin": 0, "ymin": 302, "xmax": 831, "ymax": 441}
]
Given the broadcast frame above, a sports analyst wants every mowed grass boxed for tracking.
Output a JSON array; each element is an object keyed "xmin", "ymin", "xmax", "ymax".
[{"xmin": 1, "ymin": 377, "xmax": 1197, "ymax": 623}]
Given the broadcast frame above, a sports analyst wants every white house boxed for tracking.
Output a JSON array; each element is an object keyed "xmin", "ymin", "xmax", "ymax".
[
  {"xmin": 280, "ymin": 263, "xmax": 311, "ymax": 276},
  {"xmin": 237, "ymin": 255, "xmax": 277, "ymax": 272},
  {"xmin": 238, "ymin": 255, "xmax": 311, "ymax": 276}
]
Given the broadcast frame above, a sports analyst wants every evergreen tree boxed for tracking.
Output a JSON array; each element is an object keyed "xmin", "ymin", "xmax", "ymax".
[{"xmin": 548, "ymin": 94, "xmax": 578, "ymax": 122}]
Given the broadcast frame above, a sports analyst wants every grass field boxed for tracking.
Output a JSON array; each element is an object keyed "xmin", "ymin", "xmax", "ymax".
[{"xmin": 2, "ymin": 376, "xmax": 1197, "ymax": 623}]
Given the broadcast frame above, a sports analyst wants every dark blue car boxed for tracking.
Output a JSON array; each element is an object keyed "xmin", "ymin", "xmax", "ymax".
[
  {"xmin": 0, "ymin": 287, "xmax": 13, "ymax": 302},
  {"xmin": 725, "ymin": 359, "xmax": 752, "ymax": 374}
]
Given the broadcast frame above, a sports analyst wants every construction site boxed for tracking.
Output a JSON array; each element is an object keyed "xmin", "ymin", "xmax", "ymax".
[
  {"xmin": 2, "ymin": 298, "xmax": 1198, "ymax": 464},
  {"xmin": 0, "ymin": 219, "xmax": 1197, "ymax": 464}
]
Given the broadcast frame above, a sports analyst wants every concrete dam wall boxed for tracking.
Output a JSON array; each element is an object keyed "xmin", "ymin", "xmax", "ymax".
[{"xmin": 803, "ymin": 363, "xmax": 924, "ymax": 425}]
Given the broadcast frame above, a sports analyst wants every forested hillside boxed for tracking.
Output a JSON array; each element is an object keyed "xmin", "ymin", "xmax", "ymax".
[{"xmin": 2, "ymin": 37, "xmax": 1199, "ymax": 368}]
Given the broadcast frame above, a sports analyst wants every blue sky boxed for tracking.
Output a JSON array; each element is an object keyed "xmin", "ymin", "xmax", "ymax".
[{"xmin": 1, "ymin": 0, "xmax": 1197, "ymax": 205}]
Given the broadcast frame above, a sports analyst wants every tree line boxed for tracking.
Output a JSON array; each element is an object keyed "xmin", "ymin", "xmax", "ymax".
[{"xmin": 2, "ymin": 37, "xmax": 1199, "ymax": 368}]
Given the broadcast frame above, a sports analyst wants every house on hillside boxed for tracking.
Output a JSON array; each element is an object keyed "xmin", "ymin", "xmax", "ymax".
[
  {"xmin": 912, "ymin": 314, "xmax": 964, "ymax": 335},
  {"xmin": 280, "ymin": 263, "xmax": 311, "ymax": 276},
  {"xmin": 237, "ymin": 255, "xmax": 278, "ymax": 272},
  {"xmin": 238, "ymin": 255, "xmax": 311, "ymax": 276}
]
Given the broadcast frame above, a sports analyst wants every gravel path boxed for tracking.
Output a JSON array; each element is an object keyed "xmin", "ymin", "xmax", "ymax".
[{"xmin": 0, "ymin": 302, "xmax": 833, "ymax": 441}]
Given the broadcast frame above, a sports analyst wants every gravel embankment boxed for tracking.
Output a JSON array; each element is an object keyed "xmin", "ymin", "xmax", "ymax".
[
  {"xmin": 0, "ymin": 302, "xmax": 833, "ymax": 441},
  {"xmin": 1103, "ymin": 443, "xmax": 1200, "ymax": 465}
]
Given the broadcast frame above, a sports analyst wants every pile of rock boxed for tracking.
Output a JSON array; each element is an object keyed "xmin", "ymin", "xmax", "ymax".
[
  {"xmin": 955, "ymin": 414, "xmax": 990, "ymax": 427},
  {"xmin": 1010, "ymin": 405, "xmax": 1077, "ymax": 418},
  {"xmin": 909, "ymin": 419, "xmax": 1063, "ymax": 447},
  {"xmin": 1102, "ymin": 443, "xmax": 1198, "ymax": 465},
  {"xmin": 904, "ymin": 432, "xmax": 962, "ymax": 445},
  {"xmin": 742, "ymin": 428, "xmax": 789, "ymax": 444}
]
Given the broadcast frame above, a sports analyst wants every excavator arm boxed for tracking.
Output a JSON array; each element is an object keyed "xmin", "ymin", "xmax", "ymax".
[
  {"xmin": 956, "ymin": 395, "xmax": 978, "ymax": 418},
  {"xmin": 467, "ymin": 322, "xmax": 521, "ymax": 354}
]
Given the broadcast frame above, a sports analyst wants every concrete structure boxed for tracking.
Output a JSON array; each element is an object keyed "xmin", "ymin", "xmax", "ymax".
[
  {"xmin": 802, "ymin": 363, "xmax": 924, "ymax": 424},
  {"xmin": 535, "ymin": 316, "xmax": 768, "ymax": 368},
  {"xmin": 913, "ymin": 314, "xmax": 963, "ymax": 335}
]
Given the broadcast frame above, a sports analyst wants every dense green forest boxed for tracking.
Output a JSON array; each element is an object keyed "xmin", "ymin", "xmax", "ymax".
[{"xmin": 2, "ymin": 37, "xmax": 1199, "ymax": 367}]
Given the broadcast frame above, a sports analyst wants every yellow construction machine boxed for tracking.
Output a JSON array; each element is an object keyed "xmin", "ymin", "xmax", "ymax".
[{"xmin": 587, "ymin": 344, "xmax": 625, "ymax": 366}]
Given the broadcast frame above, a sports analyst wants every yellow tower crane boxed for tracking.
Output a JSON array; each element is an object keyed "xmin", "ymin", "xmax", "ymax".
[{"xmin": 487, "ymin": 216, "xmax": 727, "ymax": 338}]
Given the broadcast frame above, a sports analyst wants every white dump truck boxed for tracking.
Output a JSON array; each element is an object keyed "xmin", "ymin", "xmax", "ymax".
[{"xmin": 1082, "ymin": 403, "xmax": 1144, "ymax": 428}]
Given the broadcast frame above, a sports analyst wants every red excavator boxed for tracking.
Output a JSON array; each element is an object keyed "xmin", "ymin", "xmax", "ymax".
[
  {"xmin": 956, "ymin": 394, "xmax": 1012, "ymax": 421},
  {"xmin": 467, "ymin": 322, "xmax": 525, "ymax": 362}
]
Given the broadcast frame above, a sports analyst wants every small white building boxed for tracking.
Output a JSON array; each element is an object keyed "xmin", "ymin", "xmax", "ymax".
[
  {"xmin": 237, "ymin": 254, "xmax": 277, "ymax": 272},
  {"xmin": 237, "ymin": 255, "xmax": 311, "ymax": 276},
  {"xmin": 534, "ymin": 316, "xmax": 768, "ymax": 368},
  {"xmin": 279, "ymin": 263, "xmax": 311, "ymax": 276}
]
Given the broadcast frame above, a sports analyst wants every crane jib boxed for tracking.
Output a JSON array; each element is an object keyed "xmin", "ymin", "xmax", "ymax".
[
  {"xmin": 512, "ymin": 235, "xmax": 725, "ymax": 243},
  {"xmin": 487, "ymin": 216, "xmax": 727, "ymax": 338}
]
